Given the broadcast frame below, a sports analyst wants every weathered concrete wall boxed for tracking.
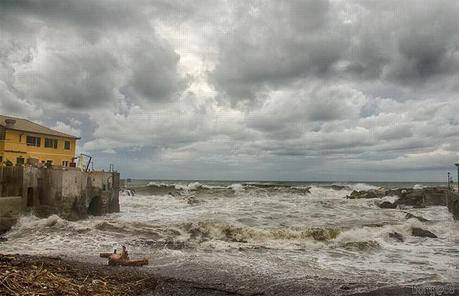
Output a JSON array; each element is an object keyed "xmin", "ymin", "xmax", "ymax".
[
  {"xmin": 0, "ymin": 196, "xmax": 23, "ymax": 234},
  {"xmin": 448, "ymin": 191, "xmax": 459, "ymax": 220},
  {"xmin": 0, "ymin": 166, "xmax": 120, "ymax": 234}
]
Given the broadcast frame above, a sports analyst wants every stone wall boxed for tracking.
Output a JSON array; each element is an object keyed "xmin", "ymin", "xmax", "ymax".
[
  {"xmin": 448, "ymin": 191, "xmax": 459, "ymax": 220},
  {"xmin": 0, "ymin": 196, "xmax": 22, "ymax": 234},
  {"xmin": 0, "ymin": 166, "xmax": 120, "ymax": 234}
]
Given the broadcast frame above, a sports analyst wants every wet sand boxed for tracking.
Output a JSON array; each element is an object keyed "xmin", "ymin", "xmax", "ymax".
[{"xmin": 1, "ymin": 254, "xmax": 457, "ymax": 295}]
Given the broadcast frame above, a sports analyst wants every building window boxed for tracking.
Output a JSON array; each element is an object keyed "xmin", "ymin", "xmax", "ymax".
[
  {"xmin": 16, "ymin": 157, "xmax": 25, "ymax": 165},
  {"xmin": 45, "ymin": 138, "xmax": 58, "ymax": 149},
  {"xmin": 62, "ymin": 161, "xmax": 69, "ymax": 167},
  {"xmin": 64, "ymin": 141, "xmax": 71, "ymax": 150},
  {"xmin": 26, "ymin": 136, "xmax": 41, "ymax": 147}
]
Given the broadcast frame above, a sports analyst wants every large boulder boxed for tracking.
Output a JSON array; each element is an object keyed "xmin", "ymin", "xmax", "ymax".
[
  {"xmin": 412, "ymin": 227, "xmax": 437, "ymax": 238},
  {"xmin": 394, "ymin": 188, "xmax": 448, "ymax": 207},
  {"xmin": 346, "ymin": 190, "xmax": 381, "ymax": 199},
  {"xmin": 404, "ymin": 212, "xmax": 429, "ymax": 222},
  {"xmin": 379, "ymin": 201, "xmax": 397, "ymax": 209}
]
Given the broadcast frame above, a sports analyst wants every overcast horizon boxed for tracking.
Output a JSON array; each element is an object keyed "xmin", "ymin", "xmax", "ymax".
[{"xmin": 1, "ymin": 0, "xmax": 459, "ymax": 181}]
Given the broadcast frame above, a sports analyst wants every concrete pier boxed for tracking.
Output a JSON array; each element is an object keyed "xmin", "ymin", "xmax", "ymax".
[{"xmin": 0, "ymin": 166, "xmax": 120, "ymax": 234}]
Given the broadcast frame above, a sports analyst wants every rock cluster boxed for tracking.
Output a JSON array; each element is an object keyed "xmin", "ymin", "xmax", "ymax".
[
  {"xmin": 411, "ymin": 227, "xmax": 438, "ymax": 238},
  {"xmin": 346, "ymin": 187, "xmax": 449, "ymax": 208}
]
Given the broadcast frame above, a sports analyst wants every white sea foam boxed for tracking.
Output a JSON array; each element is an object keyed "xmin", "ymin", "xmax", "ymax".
[
  {"xmin": 229, "ymin": 183, "xmax": 243, "ymax": 192},
  {"xmin": 347, "ymin": 183, "xmax": 380, "ymax": 191},
  {"xmin": 1, "ymin": 182, "xmax": 456, "ymax": 285},
  {"xmin": 413, "ymin": 184, "xmax": 426, "ymax": 189}
]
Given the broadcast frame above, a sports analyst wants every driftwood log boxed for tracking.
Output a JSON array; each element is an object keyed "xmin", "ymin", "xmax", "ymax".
[{"xmin": 100, "ymin": 246, "xmax": 149, "ymax": 266}]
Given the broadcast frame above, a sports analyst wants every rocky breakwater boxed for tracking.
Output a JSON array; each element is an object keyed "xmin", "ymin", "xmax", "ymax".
[
  {"xmin": 346, "ymin": 187, "xmax": 449, "ymax": 207},
  {"xmin": 347, "ymin": 186, "xmax": 459, "ymax": 221},
  {"xmin": 347, "ymin": 186, "xmax": 457, "ymax": 239}
]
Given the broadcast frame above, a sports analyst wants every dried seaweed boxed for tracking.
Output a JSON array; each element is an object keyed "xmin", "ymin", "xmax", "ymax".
[{"xmin": 0, "ymin": 254, "xmax": 156, "ymax": 296}]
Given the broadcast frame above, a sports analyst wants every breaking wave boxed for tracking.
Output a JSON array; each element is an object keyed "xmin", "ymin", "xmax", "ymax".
[
  {"xmin": 135, "ymin": 182, "xmax": 313, "ymax": 196},
  {"xmin": 2, "ymin": 180, "xmax": 455, "ymax": 285}
]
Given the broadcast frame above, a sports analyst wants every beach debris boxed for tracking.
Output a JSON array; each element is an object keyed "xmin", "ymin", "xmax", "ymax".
[
  {"xmin": 389, "ymin": 232, "xmax": 404, "ymax": 242},
  {"xmin": 411, "ymin": 227, "xmax": 437, "ymax": 238},
  {"xmin": 378, "ymin": 201, "xmax": 397, "ymax": 209},
  {"xmin": 101, "ymin": 246, "xmax": 149, "ymax": 266},
  {"xmin": 0, "ymin": 254, "xmax": 155, "ymax": 295},
  {"xmin": 403, "ymin": 212, "xmax": 429, "ymax": 222}
]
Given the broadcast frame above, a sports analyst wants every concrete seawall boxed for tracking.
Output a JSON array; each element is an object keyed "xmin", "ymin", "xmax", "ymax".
[{"xmin": 0, "ymin": 166, "xmax": 120, "ymax": 234}]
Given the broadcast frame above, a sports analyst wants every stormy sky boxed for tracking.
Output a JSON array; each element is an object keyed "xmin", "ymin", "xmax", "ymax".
[{"xmin": 1, "ymin": 0, "xmax": 459, "ymax": 181}]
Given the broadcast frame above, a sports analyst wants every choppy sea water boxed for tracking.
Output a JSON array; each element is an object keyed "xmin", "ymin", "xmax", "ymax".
[{"xmin": 2, "ymin": 181, "xmax": 458, "ymax": 287}]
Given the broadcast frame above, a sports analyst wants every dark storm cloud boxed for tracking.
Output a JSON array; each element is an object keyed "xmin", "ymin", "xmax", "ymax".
[
  {"xmin": 211, "ymin": 0, "xmax": 347, "ymax": 104},
  {"xmin": 211, "ymin": 0, "xmax": 459, "ymax": 104},
  {"xmin": 1, "ymin": 0, "xmax": 458, "ymax": 180},
  {"xmin": 0, "ymin": 0, "xmax": 187, "ymax": 111},
  {"xmin": 0, "ymin": 0, "xmax": 140, "ymax": 32},
  {"xmin": 121, "ymin": 39, "xmax": 187, "ymax": 103}
]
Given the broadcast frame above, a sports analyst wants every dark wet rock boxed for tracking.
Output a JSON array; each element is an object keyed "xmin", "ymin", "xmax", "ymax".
[
  {"xmin": 378, "ymin": 201, "xmax": 397, "ymax": 209},
  {"xmin": 404, "ymin": 212, "xmax": 429, "ymax": 222},
  {"xmin": 347, "ymin": 187, "xmax": 450, "ymax": 209},
  {"xmin": 0, "ymin": 237, "xmax": 7, "ymax": 242},
  {"xmin": 341, "ymin": 240, "xmax": 380, "ymax": 251},
  {"xmin": 346, "ymin": 190, "xmax": 380, "ymax": 199},
  {"xmin": 394, "ymin": 188, "xmax": 448, "ymax": 207},
  {"xmin": 448, "ymin": 191, "xmax": 459, "ymax": 220},
  {"xmin": 412, "ymin": 227, "xmax": 437, "ymax": 238},
  {"xmin": 363, "ymin": 223, "xmax": 385, "ymax": 227},
  {"xmin": 389, "ymin": 232, "xmax": 404, "ymax": 242}
]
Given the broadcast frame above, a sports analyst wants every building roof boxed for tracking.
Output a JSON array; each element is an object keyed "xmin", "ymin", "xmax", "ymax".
[{"xmin": 0, "ymin": 115, "xmax": 80, "ymax": 139}]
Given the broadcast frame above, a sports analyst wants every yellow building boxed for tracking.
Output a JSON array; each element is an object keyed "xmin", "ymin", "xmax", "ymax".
[{"xmin": 0, "ymin": 115, "xmax": 79, "ymax": 167}]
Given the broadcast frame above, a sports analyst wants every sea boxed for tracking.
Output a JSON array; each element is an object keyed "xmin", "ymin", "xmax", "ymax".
[{"xmin": 2, "ymin": 180, "xmax": 458, "ymax": 290}]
